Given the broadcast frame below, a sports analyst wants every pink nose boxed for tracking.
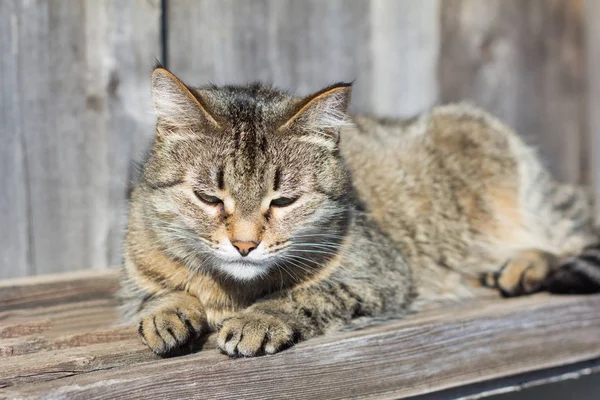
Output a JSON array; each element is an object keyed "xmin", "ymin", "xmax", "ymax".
[{"xmin": 231, "ymin": 240, "xmax": 259, "ymax": 257}]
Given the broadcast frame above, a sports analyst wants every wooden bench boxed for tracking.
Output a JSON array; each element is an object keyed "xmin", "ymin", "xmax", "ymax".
[{"xmin": 1, "ymin": 269, "xmax": 600, "ymax": 399}]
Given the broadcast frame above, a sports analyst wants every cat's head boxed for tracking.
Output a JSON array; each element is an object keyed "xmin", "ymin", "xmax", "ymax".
[{"xmin": 139, "ymin": 67, "xmax": 354, "ymax": 282}]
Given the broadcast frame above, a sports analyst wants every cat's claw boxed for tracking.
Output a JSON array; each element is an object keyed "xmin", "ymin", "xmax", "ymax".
[
  {"xmin": 217, "ymin": 312, "xmax": 296, "ymax": 357},
  {"xmin": 138, "ymin": 306, "xmax": 206, "ymax": 356}
]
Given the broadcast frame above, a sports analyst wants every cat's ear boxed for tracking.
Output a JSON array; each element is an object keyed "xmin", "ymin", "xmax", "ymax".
[
  {"xmin": 151, "ymin": 67, "xmax": 219, "ymax": 136},
  {"xmin": 280, "ymin": 83, "xmax": 352, "ymax": 142}
]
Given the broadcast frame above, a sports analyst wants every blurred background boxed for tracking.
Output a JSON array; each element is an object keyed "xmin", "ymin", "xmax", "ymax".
[{"xmin": 1, "ymin": 0, "xmax": 599, "ymax": 281}]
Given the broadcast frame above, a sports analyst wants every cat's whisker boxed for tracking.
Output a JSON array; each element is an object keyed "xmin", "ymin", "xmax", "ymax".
[
  {"xmin": 289, "ymin": 247, "xmax": 339, "ymax": 256},
  {"xmin": 279, "ymin": 257, "xmax": 316, "ymax": 280},
  {"xmin": 291, "ymin": 243, "xmax": 341, "ymax": 250},
  {"xmin": 278, "ymin": 254, "xmax": 340, "ymax": 282},
  {"xmin": 142, "ymin": 217, "xmax": 214, "ymax": 245},
  {"xmin": 280, "ymin": 256, "xmax": 340, "ymax": 287},
  {"xmin": 293, "ymin": 233, "xmax": 381, "ymax": 247},
  {"xmin": 279, "ymin": 262, "xmax": 302, "ymax": 283},
  {"xmin": 284, "ymin": 251, "xmax": 352, "ymax": 274},
  {"xmin": 293, "ymin": 233, "xmax": 346, "ymax": 238}
]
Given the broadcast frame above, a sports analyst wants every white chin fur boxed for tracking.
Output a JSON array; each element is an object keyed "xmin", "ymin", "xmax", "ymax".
[{"xmin": 217, "ymin": 261, "xmax": 270, "ymax": 281}]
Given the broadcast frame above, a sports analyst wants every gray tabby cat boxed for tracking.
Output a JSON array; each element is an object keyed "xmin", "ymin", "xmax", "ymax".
[{"xmin": 118, "ymin": 66, "xmax": 599, "ymax": 357}]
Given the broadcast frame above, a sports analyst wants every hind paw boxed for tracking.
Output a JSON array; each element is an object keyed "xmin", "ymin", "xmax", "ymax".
[
  {"xmin": 544, "ymin": 244, "xmax": 600, "ymax": 294},
  {"xmin": 480, "ymin": 250, "xmax": 558, "ymax": 297}
]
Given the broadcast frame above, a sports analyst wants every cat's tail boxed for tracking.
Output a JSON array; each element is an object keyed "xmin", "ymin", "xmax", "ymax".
[{"xmin": 544, "ymin": 243, "xmax": 600, "ymax": 294}]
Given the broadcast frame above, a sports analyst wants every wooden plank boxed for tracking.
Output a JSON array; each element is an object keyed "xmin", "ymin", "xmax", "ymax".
[
  {"xmin": 0, "ymin": 0, "xmax": 30, "ymax": 279},
  {"xmin": 0, "ymin": 324, "xmax": 135, "ymax": 358},
  {"xmin": 0, "ymin": 1, "xmax": 161, "ymax": 278},
  {"xmin": 167, "ymin": 0, "xmax": 439, "ymax": 118},
  {"xmin": 18, "ymin": 0, "xmax": 88, "ymax": 276},
  {"xmin": 167, "ymin": 0, "xmax": 367, "ymax": 94},
  {"xmin": 369, "ymin": 0, "xmax": 440, "ymax": 117},
  {"xmin": 0, "ymin": 269, "xmax": 121, "ymax": 357},
  {"xmin": 0, "ymin": 338, "xmax": 152, "ymax": 388},
  {"xmin": 5, "ymin": 295, "xmax": 600, "ymax": 399},
  {"xmin": 584, "ymin": 0, "xmax": 600, "ymax": 220},
  {"xmin": 0, "ymin": 271, "xmax": 599, "ymax": 399},
  {"xmin": 0, "ymin": 268, "xmax": 119, "ymax": 311},
  {"xmin": 439, "ymin": 0, "xmax": 587, "ymax": 183}
]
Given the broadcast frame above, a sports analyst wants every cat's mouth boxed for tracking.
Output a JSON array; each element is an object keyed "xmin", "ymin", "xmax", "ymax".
[
  {"xmin": 221, "ymin": 258, "xmax": 265, "ymax": 266},
  {"xmin": 209, "ymin": 242, "xmax": 278, "ymax": 281},
  {"xmin": 215, "ymin": 259, "xmax": 273, "ymax": 281}
]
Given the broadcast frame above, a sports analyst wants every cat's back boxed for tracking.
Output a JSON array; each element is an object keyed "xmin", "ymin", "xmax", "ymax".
[
  {"xmin": 341, "ymin": 104, "xmax": 535, "ymax": 295},
  {"xmin": 342, "ymin": 103, "xmax": 522, "ymax": 221}
]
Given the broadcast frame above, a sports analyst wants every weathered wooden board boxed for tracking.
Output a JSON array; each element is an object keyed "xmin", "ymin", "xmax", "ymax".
[
  {"xmin": 0, "ymin": 0, "xmax": 161, "ymax": 279},
  {"xmin": 0, "ymin": 270, "xmax": 599, "ymax": 399},
  {"xmin": 1, "ymin": 1, "xmax": 597, "ymax": 280},
  {"xmin": 0, "ymin": 268, "xmax": 119, "ymax": 311},
  {"xmin": 0, "ymin": 0, "xmax": 30, "ymax": 279},
  {"xmin": 584, "ymin": 0, "xmax": 600, "ymax": 220},
  {"xmin": 0, "ymin": 0, "xmax": 596, "ymax": 279},
  {"xmin": 166, "ymin": 0, "xmax": 440, "ymax": 118},
  {"xmin": 439, "ymin": 0, "xmax": 587, "ymax": 183}
]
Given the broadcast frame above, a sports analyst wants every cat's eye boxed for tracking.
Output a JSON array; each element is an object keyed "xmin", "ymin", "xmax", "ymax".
[
  {"xmin": 270, "ymin": 197, "xmax": 298, "ymax": 208},
  {"xmin": 194, "ymin": 191, "xmax": 223, "ymax": 205}
]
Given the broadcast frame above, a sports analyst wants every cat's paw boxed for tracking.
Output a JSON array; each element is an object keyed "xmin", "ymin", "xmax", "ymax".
[
  {"xmin": 480, "ymin": 249, "xmax": 557, "ymax": 297},
  {"xmin": 217, "ymin": 312, "xmax": 295, "ymax": 357},
  {"xmin": 138, "ymin": 305, "xmax": 207, "ymax": 356}
]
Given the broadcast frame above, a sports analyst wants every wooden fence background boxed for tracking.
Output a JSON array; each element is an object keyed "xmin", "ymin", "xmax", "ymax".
[{"xmin": 1, "ymin": 0, "xmax": 599, "ymax": 278}]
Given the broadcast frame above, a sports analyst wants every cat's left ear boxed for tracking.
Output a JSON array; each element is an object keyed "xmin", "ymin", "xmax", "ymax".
[{"xmin": 279, "ymin": 83, "xmax": 352, "ymax": 142}]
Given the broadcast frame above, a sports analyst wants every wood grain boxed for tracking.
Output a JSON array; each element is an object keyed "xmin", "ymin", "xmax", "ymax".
[
  {"xmin": 439, "ymin": 0, "xmax": 587, "ymax": 183},
  {"xmin": 0, "ymin": 271, "xmax": 599, "ymax": 399},
  {"xmin": 0, "ymin": 0, "xmax": 30, "ymax": 279},
  {"xmin": 0, "ymin": 268, "xmax": 119, "ymax": 311},
  {"xmin": 369, "ymin": 0, "xmax": 440, "ymax": 117},
  {"xmin": 584, "ymin": 0, "xmax": 600, "ymax": 220},
  {"xmin": 1, "ymin": 0, "xmax": 596, "ymax": 279},
  {"xmin": 166, "ymin": 0, "xmax": 440, "ymax": 118},
  {"xmin": 0, "ymin": 0, "xmax": 160, "ymax": 278}
]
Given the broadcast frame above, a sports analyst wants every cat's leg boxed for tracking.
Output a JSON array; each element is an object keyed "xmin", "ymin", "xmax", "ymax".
[
  {"xmin": 137, "ymin": 291, "xmax": 208, "ymax": 356},
  {"xmin": 217, "ymin": 278, "xmax": 412, "ymax": 357},
  {"xmin": 480, "ymin": 249, "xmax": 559, "ymax": 297},
  {"xmin": 216, "ymin": 283, "xmax": 368, "ymax": 357},
  {"xmin": 481, "ymin": 154, "xmax": 598, "ymax": 296}
]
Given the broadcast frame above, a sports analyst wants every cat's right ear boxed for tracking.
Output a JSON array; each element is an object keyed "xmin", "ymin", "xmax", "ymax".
[
  {"xmin": 151, "ymin": 67, "xmax": 219, "ymax": 137},
  {"xmin": 278, "ymin": 83, "xmax": 352, "ymax": 144}
]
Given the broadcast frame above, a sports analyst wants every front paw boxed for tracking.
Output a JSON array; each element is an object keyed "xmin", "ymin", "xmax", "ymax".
[
  {"xmin": 139, "ymin": 305, "xmax": 206, "ymax": 356},
  {"xmin": 217, "ymin": 312, "xmax": 295, "ymax": 357}
]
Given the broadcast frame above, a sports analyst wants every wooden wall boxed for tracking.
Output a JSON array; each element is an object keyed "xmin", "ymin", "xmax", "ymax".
[
  {"xmin": 0, "ymin": 0, "xmax": 161, "ymax": 278},
  {"xmin": 0, "ymin": 0, "xmax": 596, "ymax": 278}
]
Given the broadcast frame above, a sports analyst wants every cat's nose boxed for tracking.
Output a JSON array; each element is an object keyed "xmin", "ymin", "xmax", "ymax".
[{"xmin": 231, "ymin": 240, "xmax": 259, "ymax": 257}]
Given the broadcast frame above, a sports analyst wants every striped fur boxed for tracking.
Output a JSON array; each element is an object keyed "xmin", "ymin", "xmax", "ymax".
[
  {"xmin": 120, "ymin": 67, "xmax": 598, "ymax": 358},
  {"xmin": 544, "ymin": 244, "xmax": 600, "ymax": 294}
]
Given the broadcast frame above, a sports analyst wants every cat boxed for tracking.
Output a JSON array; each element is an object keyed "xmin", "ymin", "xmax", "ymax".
[{"xmin": 118, "ymin": 65, "xmax": 600, "ymax": 357}]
